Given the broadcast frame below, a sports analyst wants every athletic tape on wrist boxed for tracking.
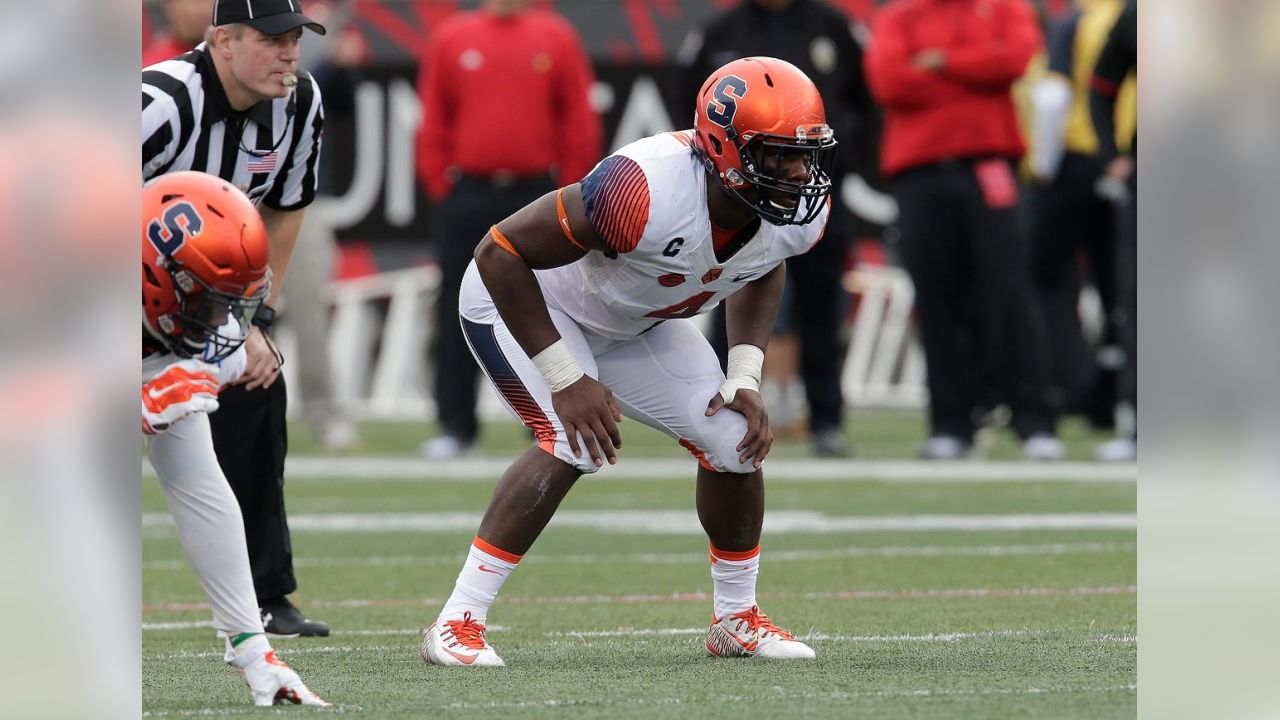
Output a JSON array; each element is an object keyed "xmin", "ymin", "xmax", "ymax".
[
  {"xmin": 717, "ymin": 344, "xmax": 764, "ymax": 403},
  {"xmin": 531, "ymin": 338, "xmax": 585, "ymax": 392}
]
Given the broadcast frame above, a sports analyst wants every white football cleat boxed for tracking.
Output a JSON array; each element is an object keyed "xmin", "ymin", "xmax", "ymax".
[
  {"xmin": 706, "ymin": 605, "xmax": 816, "ymax": 660},
  {"xmin": 229, "ymin": 646, "xmax": 329, "ymax": 707},
  {"xmin": 420, "ymin": 611, "xmax": 505, "ymax": 667}
]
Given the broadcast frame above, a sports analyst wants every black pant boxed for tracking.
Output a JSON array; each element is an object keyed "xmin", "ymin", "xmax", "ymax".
[
  {"xmin": 786, "ymin": 236, "xmax": 849, "ymax": 434},
  {"xmin": 432, "ymin": 175, "xmax": 555, "ymax": 443},
  {"xmin": 706, "ymin": 199, "xmax": 849, "ymax": 435},
  {"xmin": 892, "ymin": 159, "xmax": 1053, "ymax": 441},
  {"xmin": 209, "ymin": 374, "xmax": 293, "ymax": 603},
  {"xmin": 1031, "ymin": 152, "xmax": 1119, "ymax": 425}
]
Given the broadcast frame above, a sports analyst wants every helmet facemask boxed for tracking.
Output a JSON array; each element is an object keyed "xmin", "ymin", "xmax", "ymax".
[
  {"xmin": 731, "ymin": 125, "xmax": 837, "ymax": 226},
  {"xmin": 168, "ymin": 264, "xmax": 269, "ymax": 362}
]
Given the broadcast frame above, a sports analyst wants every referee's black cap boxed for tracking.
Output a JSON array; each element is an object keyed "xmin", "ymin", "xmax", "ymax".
[{"xmin": 214, "ymin": 0, "xmax": 327, "ymax": 36}]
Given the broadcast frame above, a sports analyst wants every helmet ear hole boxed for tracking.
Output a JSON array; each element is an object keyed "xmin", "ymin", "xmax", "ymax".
[
  {"xmin": 708, "ymin": 134, "xmax": 723, "ymax": 156},
  {"xmin": 143, "ymin": 263, "xmax": 160, "ymax": 288}
]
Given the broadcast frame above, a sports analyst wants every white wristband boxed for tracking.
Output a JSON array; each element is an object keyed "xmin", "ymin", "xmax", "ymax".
[
  {"xmin": 717, "ymin": 344, "xmax": 764, "ymax": 404},
  {"xmin": 531, "ymin": 338, "xmax": 586, "ymax": 393}
]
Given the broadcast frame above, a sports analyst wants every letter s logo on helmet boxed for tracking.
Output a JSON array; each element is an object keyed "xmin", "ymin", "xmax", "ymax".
[
  {"xmin": 142, "ymin": 171, "xmax": 271, "ymax": 362},
  {"xmin": 692, "ymin": 57, "xmax": 837, "ymax": 226},
  {"xmin": 705, "ymin": 75, "xmax": 748, "ymax": 139}
]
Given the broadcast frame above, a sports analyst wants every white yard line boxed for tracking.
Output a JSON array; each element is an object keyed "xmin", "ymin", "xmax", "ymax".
[
  {"xmin": 142, "ymin": 510, "xmax": 1135, "ymax": 535},
  {"xmin": 144, "ymin": 584, "xmax": 1134, "ymax": 613},
  {"xmin": 146, "ymin": 626, "xmax": 1134, "ymax": 648},
  {"xmin": 143, "ymin": 455, "xmax": 1135, "ymax": 482},
  {"xmin": 143, "ymin": 541, "xmax": 1134, "ymax": 571}
]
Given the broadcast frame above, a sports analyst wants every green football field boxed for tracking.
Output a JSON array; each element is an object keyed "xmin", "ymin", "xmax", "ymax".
[{"xmin": 142, "ymin": 413, "xmax": 1136, "ymax": 718}]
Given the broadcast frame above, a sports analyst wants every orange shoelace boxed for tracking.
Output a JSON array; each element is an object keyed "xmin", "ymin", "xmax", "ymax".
[
  {"xmin": 730, "ymin": 606, "xmax": 794, "ymax": 640},
  {"xmin": 443, "ymin": 611, "xmax": 489, "ymax": 650}
]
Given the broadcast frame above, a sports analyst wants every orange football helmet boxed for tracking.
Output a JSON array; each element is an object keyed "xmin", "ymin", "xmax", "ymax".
[
  {"xmin": 142, "ymin": 171, "xmax": 270, "ymax": 361},
  {"xmin": 693, "ymin": 57, "xmax": 837, "ymax": 226}
]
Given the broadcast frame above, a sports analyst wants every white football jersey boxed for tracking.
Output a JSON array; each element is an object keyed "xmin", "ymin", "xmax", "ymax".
[{"xmin": 535, "ymin": 130, "xmax": 830, "ymax": 340}]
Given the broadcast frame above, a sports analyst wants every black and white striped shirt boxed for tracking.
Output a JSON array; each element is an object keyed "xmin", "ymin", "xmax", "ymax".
[{"xmin": 142, "ymin": 43, "xmax": 323, "ymax": 211}]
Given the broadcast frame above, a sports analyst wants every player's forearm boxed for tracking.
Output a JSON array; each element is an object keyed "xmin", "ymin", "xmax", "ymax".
[
  {"xmin": 724, "ymin": 263, "xmax": 786, "ymax": 350},
  {"xmin": 259, "ymin": 206, "xmax": 305, "ymax": 308},
  {"xmin": 475, "ymin": 237, "xmax": 563, "ymax": 358}
]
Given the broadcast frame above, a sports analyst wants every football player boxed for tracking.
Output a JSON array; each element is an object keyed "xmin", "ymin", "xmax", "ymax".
[
  {"xmin": 143, "ymin": 172, "xmax": 327, "ymax": 706},
  {"xmin": 420, "ymin": 57, "xmax": 834, "ymax": 666}
]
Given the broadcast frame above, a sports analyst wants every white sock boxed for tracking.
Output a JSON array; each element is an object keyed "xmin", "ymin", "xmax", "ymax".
[
  {"xmin": 223, "ymin": 632, "xmax": 270, "ymax": 666},
  {"xmin": 709, "ymin": 544, "xmax": 761, "ymax": 618},
  {"xmin": 438, "ymin": 536, "xmax": 522, "ymax": 622}
]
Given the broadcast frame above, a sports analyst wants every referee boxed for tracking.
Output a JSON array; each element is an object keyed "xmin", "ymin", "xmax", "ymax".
[{"xmin": 143, "ymin": 0, "xmax": 329, "ymax": 637}]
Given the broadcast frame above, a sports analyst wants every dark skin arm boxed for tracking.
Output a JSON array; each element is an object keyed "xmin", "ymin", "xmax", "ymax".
[
  {"xmin": 473, "ymin": 183, "xmax": 623, "ymax": 467},
  {"xmin": 705, "ymin": 262, "xmax": 785, "ymax": 469}
]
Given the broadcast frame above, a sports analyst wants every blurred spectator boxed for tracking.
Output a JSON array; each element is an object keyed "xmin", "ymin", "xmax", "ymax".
[
  {"xmin": 1089, "ymin": 0, "xmax": 1136, "ymax": 462},
  {"xmin": 679, "ymin": 0, "xmax": 877, "ymax": 457},
  {"xmin": 142, "ymin": 0, "xmax": 214, "ymax": 66},
  {"xmin": 415, "ymin": 0, "xmax": 602, "ymax": 459},
  {"xmin": 284, "ymin": 0, "xmax": 363, "ymax": 451},
  {"xmin": 1028, "ymin": 0, "xmax": 1136, "ymax": 430},
  {"xmin": 866, "ymin": 0, "xmax": 1063, "ymax": 460}
]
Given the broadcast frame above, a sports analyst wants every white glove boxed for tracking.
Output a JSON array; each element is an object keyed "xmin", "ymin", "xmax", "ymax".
[
  {"xmin": 228, "ymin": 636, "xmax": 329, "ymax": 707},
  {"xmin": 141, "ymin": 359, "xmax": 221, "ymax": 434}
]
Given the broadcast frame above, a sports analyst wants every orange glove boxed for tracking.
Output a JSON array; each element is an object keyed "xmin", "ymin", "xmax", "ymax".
[{"xmin": 141, "ymin": 359, "xmax": 221, "ymax": 434}]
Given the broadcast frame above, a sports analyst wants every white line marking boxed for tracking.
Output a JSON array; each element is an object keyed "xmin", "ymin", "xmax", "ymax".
[
  {"xmin": 544, "ymin": 628, "xmax": 1135, "ymax": 644},
  {"xmin": 141, "ymin": 510, "xmax": 1135, "ymax": 535},
  {"xmin": 143, "ymin": 542, "xmax": 1134, "ymax": 571},
  {"xmin": 145, "ymin": 628, "xmax": 1135, "ymax": 655},
  {"xmin": 144, "ymin": 585, "xmax": 1135, "ymax": 613},
  {"xmin": 144, "ymin": 456, "xmax": 1135, "ymax": 482},
  {"xmin": 141, "ymin": 625, "xmax": 506, "ymax": 637}
]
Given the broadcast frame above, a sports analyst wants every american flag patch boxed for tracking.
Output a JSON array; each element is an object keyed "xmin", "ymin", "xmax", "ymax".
[{"xmin": 246, "ymin": 151, "xmax": 278, "ymax": 173}]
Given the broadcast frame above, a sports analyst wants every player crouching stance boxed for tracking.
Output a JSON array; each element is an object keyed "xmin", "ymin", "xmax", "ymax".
[
  {"xmin": 143, "ymin": 172, "xmax": 327, "ymax": 705},
  {"xmin": 420, "ymin": 57, "xmax": 834, "ymax": 666}
]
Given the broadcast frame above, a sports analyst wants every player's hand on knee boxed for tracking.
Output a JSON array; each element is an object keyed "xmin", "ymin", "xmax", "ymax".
[
  {"xmin": 552, "ymin": 375, "xmax": 622, "ymax": 467},
  {"xmin": 141, "ymin": 359, "xmax": 221, "ymax": 434},
  {"xmin": 235, "ymin": 326, "xmax": 282, "ymax": 391},
  {"xmin": 708, "ymin": 388, "xmax": 773, "ymax": 468}
]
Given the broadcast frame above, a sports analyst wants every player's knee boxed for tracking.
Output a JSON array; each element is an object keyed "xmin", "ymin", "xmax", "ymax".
[
  {"xmin": 543, "ymin": 434, "xmax": 602, "ymax": 475},
  {"xmin": 701, "ymin": 446, "xmax": 757, "ymax": 475},
  {"xmin": 686, "ymin": 414, "xmax": 756, "ymax": 474}
]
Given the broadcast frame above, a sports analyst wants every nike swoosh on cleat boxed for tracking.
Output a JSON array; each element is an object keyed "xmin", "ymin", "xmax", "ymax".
[
  {"xmin": 442, "ymin": 646, "xmax": 479, "ymax": 665},
  {"xmin": 477, "ymin": 564, "xmax": 501, "ymax": 574}
]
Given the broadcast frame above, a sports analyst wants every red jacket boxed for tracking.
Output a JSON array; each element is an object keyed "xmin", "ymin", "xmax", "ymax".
[
  {"xmin": 865, "ymin": 0, "xmax": 1041, "ymax": 177},
  {"xmin": 415, "ymin": 8, "xmax": 603, "ymax": 200},
  {"xmin": 143, "ymin": 35, "xmax": 194, "ymax": 68}
]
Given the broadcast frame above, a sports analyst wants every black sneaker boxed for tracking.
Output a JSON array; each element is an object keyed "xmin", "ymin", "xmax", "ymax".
[{"xmin": 260, "ymin": 597, "xmax": 330, "ymax": 638}]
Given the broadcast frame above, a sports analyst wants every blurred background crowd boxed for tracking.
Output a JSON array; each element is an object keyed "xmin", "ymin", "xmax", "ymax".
[{"xmin": 142, "ymin": 0, "xmax": 1138, "ymax": 463}]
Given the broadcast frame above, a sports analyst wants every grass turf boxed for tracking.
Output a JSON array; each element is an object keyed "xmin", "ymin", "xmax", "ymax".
[{"xmin": 143, "ymin": 415, "xmax": 1135, "ymax": 718}]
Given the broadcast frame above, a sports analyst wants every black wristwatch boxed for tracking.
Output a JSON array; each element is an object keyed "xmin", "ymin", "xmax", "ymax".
[{"xmin": 252, "ymin": 303, "xmax": 277, "ymax": 330}]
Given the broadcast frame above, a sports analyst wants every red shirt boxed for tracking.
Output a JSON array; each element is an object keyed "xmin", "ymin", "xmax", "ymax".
[
  {"xmin": 143, "ymin": 35, "xmax": 196, "ymax": 68},
  {"xmin": 415, "ymin": 9, "xmax": 603, "ymax": 200},
  {"xmin": 865, "ymin": 0, "xmax": 1041, "ymax": 178}
]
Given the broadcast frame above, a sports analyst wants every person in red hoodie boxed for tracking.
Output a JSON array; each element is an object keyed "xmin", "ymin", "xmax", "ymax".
[
  {"xmin": 866, "ymin": 0, "xmax": 1063, "ymax": 460},
  {"xmin": 415, "ymin": 0, "xmax": 603, "ymax": 459}
]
